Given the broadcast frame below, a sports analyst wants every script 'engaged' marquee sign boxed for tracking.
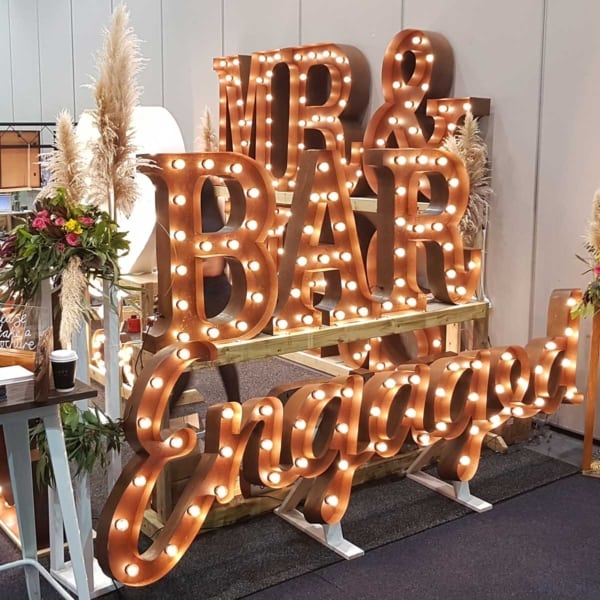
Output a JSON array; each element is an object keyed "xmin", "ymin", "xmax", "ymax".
[{"xmin": 97, "ymin": 289, "xmax": 582, "ymax": 585}]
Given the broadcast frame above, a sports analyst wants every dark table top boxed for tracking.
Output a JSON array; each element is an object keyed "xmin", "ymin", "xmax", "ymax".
[{"xmin": 0, "ymin": 379, "xmax": 98, "ymax": 415}]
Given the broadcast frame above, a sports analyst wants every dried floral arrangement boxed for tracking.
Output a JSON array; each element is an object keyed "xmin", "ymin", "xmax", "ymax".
[
  {"xmin": 0, "ymin": 185, "xmax": 128, "ymax": 322},
  {"xmin": 0, "ymin": 5, "xmax": 144, "ymax": 484},
  {"xmin": 87, "ymin": 4, "xmax": 147, "ymax": 220},
  {"xmin": 198, "ymin": 106, "xmax": 218, "ymax": 152},
  {"xmin": 0, "ymin": 4, "xmax": 143, "ymax": 347},
  {"xmin": 442, "ymin": 112, "xmax": 493, "ymax": 247},
  {"xmin": 573, "ymin": 188, "xmax": 600, "ymax": 317}
]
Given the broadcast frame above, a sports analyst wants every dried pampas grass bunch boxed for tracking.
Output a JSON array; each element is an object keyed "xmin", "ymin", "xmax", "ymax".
[
  {"xmin": 39, "ymin": 110, "xmax": 86, "ymax": 207},
  {"xmin": 586, "ymin": 188, "xmax": 600, "ymax": 256},
  {"xmin": 88, "ymin": 3, "xmax": 144, "ymax": 218},
  {"xmin": 442, "ymin": 112, "xmax": 493, "ymax": 247},
  {"xmin": 198, "ymin": 106, "xmax": 218, "ymax": 152},
  {"xmin": 35, "ymin": 110, "xmax": 88, "ymax": 349},
  {"xmin": 59, "ymin": 256, "xmax": 89, "ymax": 348}
]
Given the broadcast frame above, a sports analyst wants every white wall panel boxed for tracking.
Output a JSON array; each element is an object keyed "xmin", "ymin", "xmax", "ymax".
[
  {"xmin": 162, "ymin": 0, "xmax": 222, "ymax": 150},
  {"xmin": 534, "ymin": 0, "xmax": 600, "ymax": 435},
  {"xmin": 38, "ymin": 0, "xmax": 75, "ymax": 120},
  {"xmin": 405, "ymin": 0, "xmax": 546, "ymax": 346},
  {"xmin": 300, "ymin": 0, "xmax": 404, "ymax": 123},
  {"xmin": 0, "ymin": 0, "xmax": 13, "ymax": 121},
  {"xmin": 223, "ymin": 0, "xmax": 300, "ymax": 55},
  {"xmin": 71, "ymin": 0, "xmax": 112, "ymax": 119},
  {"xmin": 9, "ymin": 0, "xmax": 41, "ymax": 121},
  {"xmin": 125, "ymin": 0, "xmax": 164, "ymax": 107}
]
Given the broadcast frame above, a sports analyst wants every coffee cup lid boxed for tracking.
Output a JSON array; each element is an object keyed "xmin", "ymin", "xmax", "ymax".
[{"xmin": 50, "ymin": 349, "xmax": 78, "ymax": 362}]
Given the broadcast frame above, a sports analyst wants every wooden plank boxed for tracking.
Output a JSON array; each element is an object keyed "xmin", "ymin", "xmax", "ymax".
[
  {"xmin": 143, "ymin": 446, "xmax": 429, "ymax": 535},
  {"xmin": 582, "ymin": 310, "xmax": 600, "ymax": 472},
  {"xmin": 198, "ymin": 301, "xmax": 488, "ymax": 368},
  {"xmin": 281, "ymin": 351, "xmax": 351, "ymax": 376}
]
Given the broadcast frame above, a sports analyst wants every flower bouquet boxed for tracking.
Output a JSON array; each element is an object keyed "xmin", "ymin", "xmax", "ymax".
[{"xmin": 0, "ymin": 187, "xmax": 129, "ymax": 307}]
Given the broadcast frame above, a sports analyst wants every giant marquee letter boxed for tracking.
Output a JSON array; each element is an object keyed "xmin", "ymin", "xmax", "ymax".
[
  {"xmin": 274, "ymin": 149, "xmax": 375, "ymax": 332},
  {"xmin": 214, "ymin": 43, "xmax": 369, "ymax": 193},
  {"xmin": 365, "ymin": 146, "xmax": 480, "ymax": 304},
  {"xmin": 363, "ymin": 29, "xmax": 490, "ymax": 192},
  {"xmin": 138, "ymin": 153, "xmax": 278, "ymax": 351}
]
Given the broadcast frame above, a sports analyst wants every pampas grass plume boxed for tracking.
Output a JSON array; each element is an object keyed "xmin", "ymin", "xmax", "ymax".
[{"xmin": 59, "ymin": 256, "xmax": 89, "ymax": 349}]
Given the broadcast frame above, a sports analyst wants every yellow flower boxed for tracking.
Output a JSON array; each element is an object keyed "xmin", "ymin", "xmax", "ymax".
[{"xmin": 64, "ymin": 219, "xmax": 83, "ymax": 234}]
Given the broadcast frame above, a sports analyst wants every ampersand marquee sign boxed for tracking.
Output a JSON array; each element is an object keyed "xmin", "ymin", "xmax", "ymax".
[{"xmin": 94, "ymin": 29, "xmax": 583, "ymax": 587}]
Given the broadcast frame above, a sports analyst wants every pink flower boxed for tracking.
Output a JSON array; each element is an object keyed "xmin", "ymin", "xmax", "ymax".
[
  {"xmin": 78, "ymin": 216, "xmax": 94, "ymax": 226},
  {"xmin": 594, "ymin": 265, "xmax": 600, "ymax": 276},
  {"xmin": 37, "ymin": 210, "xmax": 50, "ymax": 219},
  {"xmin": 55, "ymin": 217, "xmax": 66, "ymax": 226},
  {"xmin": 65, "ymin": 233, "xmax": 81, "ymax": 247},
  {"xmin": 32, "ymin": 217, "xmax": 48, "ymax": 230},
  {"xmin": 57, "ymin": 242, "xmax": 65, "ymax": 252}
]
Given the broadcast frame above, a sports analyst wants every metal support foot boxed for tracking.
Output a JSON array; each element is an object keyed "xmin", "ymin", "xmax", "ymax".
[{"xmin": 274, "ymin": 479, "xmax": 364, "ymax": 559}]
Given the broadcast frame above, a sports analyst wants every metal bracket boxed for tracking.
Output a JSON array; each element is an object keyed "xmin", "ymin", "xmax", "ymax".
[
  {"xmin": 274, "ymin": 479, "xmax": 364, "ymax": 559},
  {"xmin": 406, "ymin": 443, "xmax": 493, "ymax": 513}
]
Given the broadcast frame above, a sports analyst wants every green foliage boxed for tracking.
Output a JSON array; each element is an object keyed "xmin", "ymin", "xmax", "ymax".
[
  {"xmin": 29, "ymin": 403, "xmax": 124, "ymax": 489},
  {"xmin": 572, "ymin": 250, "xmax": 600, "ymax": 318},
  {"xmin": 0, "ymin": 187, "xmax": 129, "ymax": 305}
]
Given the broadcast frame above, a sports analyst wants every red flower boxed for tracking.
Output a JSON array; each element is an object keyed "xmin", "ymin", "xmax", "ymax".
[
  {"xmin": 78, "ymin": 216, "xmax": 94, "ymax": 226},
  {"xmin": 32, "ymin": 217, "xmax": 48, "ymax": 230},
  {"xmin": 65, "ymin": 233, "xmax": 81, "ymax": 247},
  {"xmin": 55, "ymin": 217, "xmax": 66, "ymax": 226},
  {"xmin": 57, "ymin": 242, "xmax": 65, "ymax": 252}
]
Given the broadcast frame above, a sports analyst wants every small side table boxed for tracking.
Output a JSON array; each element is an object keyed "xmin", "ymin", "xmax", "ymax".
[{"xmin": 0, "ymin": 379, "xmax": 97, "ymax": 600}]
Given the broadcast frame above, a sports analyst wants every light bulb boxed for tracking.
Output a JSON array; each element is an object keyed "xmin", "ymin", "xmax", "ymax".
[
  {"xmin": 214, "ymin": 485, "xmax": 228, "ymax": 499},
  {"xmin": 170, "ymin": 436, "xmax": 184, "ymax": 449},
  {"xmin": 260, "ymin": 439, "xmax": 274, "ymax": 451},
  {"xmin": 150, "ymin": 377, "xmax": 163, "ymax": 389},
  {"xmin": 219, "ymin": 446, "xmax": 234, "ymax": 458},
  {"xmin": 222, "ymin": 407, "xmax": 235, "ymax": 419},
  {"xmin": 267, "ymin": 472, "xmax": 281, "ymax": 484},
  {"xmin": 125, "ymin": 564, "xmax": 139, "ymax": 577},
  {"xmin": 177, "ymin": 348, "xmax": 191, "ymax": 360},
  {"xmin": 138, "ymin": 417, "xmax": 152, "ymax": 430}
]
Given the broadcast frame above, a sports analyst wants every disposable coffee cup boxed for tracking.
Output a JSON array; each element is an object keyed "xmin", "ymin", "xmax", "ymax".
[{"xmin": 50, "ymin": 349, "xmax": 78, "ymax": 392}]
